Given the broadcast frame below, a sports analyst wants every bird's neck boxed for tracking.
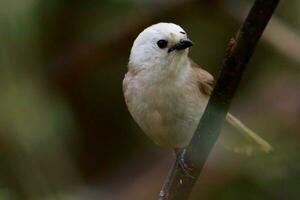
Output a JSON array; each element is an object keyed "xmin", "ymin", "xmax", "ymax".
[{"xmin": 150, "ymin": 55, "xmax": 190, "ymax": 82}]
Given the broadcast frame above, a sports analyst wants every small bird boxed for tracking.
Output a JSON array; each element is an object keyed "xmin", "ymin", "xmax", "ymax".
[{"xmin": 123, "ymin": 22, "xmax": 271, "ymax": 153}]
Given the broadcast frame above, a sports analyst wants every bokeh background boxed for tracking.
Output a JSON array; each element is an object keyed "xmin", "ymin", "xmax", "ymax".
[{"xmin": 1, "ymin": 0, "xmax": 300, "ymax": 199}]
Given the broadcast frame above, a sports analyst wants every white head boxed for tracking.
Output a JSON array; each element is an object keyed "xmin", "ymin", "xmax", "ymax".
[{"xmin": 129, "ymin": 23, "xmax": 193, "ymax": 71}]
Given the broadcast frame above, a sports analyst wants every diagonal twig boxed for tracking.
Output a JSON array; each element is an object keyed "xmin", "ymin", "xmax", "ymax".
[
  {"xmin": 222, "ymin": 0, "xmax": 300, "ymax": 66},
  {"xmin": 159, "ymin": 0, "xmax": 280, "ymax": 199}
]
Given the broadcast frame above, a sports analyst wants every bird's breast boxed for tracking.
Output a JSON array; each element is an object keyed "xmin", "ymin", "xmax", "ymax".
[{"xmin": 124, "ymin": 68, "xmax": 209, "ymax": 148}]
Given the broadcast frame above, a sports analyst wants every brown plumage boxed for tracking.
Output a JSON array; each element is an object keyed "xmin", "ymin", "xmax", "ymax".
[{"xmin": 190, "ymin": 59, "xmax": 215, "ymax": 96}]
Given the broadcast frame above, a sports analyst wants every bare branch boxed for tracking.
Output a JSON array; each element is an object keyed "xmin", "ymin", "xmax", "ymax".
[
  {"xmin": 223, "ymin": 0, "xmax": 300, "ymax": 66},
  {"xmin": 159, "ymin": 0, "xmax": 279, "ymax": 199}
]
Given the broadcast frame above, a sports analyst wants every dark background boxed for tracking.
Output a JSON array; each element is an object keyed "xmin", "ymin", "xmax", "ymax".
[{"xmin": 1, "ymin": 0, "xmax": 300, "ymax": 199}]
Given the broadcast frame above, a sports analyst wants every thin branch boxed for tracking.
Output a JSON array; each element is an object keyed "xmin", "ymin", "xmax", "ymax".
[
  {"xmin": 159, "ymin": 0, "xmax": 279, "ymax": 199},
  {"xmin": 223, "ymin": 0, "xmax": 300, "ymax": 66}
]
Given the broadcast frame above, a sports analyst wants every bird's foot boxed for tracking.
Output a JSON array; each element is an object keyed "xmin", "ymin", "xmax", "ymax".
[{"xmin": 175, "ymin": 148, "xmax": 195, "ymax": 179}]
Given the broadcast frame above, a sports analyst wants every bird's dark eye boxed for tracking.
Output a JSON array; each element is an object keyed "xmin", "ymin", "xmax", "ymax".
[{"xmin": 157, "ymin": 40, "xmax": 168, "ymax": 49}]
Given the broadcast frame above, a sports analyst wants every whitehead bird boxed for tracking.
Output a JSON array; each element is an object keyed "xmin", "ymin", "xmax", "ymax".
[{"xmin": 123, "ymin": 22, "xmax": 272, "ymax": 153}]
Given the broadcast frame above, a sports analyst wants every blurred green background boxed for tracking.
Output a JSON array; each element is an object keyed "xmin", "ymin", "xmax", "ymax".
[{"xmin": 0, "ymin": 0, "xmax": 300, "ymax": 199}]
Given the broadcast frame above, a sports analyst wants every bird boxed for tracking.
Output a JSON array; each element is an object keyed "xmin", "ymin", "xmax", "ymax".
[{"xmin": 123, "ymin": 22, "xmax": 272, "ymax": 154}]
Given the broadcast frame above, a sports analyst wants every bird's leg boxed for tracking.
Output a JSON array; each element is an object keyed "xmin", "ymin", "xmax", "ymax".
[{"xmin": 174, "ymin": 148, "xmax": 195, "ymax": 179}]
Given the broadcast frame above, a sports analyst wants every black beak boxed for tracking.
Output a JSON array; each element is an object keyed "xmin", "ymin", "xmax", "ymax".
[{"xmin": 168, "ymin": 39, "xmax": 193, "ymax": 53}]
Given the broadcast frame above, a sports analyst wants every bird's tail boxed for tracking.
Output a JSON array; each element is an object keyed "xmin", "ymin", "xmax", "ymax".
[{"xmin": 225, "ymin": 113, "xmax": 273, "ymax": 153}]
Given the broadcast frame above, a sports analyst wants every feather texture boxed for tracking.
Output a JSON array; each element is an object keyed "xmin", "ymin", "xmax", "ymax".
[{"xmin": 191, "ymin": 59, "xmax": 272, "ymax": 153}]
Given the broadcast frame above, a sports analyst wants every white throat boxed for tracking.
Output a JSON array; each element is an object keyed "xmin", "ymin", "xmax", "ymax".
[{"xmin": 130, "ymin": 52, "xmax": 190, "ymax": 83}]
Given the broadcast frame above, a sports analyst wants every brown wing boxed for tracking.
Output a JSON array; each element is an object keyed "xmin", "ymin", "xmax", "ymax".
[{"xmin": 189, "ymin": 58, "xmax": 215, "ymax": 96}]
